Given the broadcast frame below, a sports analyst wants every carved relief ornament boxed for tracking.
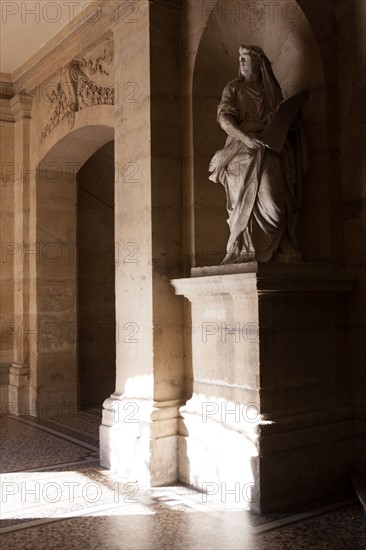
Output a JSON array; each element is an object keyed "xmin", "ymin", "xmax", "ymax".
[{"xmin": 40, "ymin": 52, "xmax": 114, "ymax": 142}]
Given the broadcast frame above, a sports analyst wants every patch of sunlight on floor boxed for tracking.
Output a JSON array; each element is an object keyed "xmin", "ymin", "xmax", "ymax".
[{"xmin": 0, "ymin": 469, "xmax": 154, "ymax": 520}]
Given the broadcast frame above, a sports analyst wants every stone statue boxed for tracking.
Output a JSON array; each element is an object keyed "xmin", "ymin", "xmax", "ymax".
[{"xmin": 209, "ymin": 45, "xmax": 309, "ymax": 264}]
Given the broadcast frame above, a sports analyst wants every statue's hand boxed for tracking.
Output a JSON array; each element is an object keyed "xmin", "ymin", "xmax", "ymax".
[{"xmin": 241, "ymin": 133, "xmax": 263, "ymax": 151}]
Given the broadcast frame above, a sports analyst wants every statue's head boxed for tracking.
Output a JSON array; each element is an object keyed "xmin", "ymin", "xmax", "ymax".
[
  {"xmin": 238, "ymin": 45, "xmax": 282, "ymax": 107},
  {"xmin": 238, "ymin": 45, "xmax": 266, "ymax": 78}
]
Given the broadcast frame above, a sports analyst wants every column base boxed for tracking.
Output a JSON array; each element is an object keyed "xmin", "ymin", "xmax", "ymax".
[
  {"xmin": 7, "ymin": 363, "xmax": 30, "ymax": 416},
  {"xmin": 100, "ymin": 394, "xmax": 180, "ymax": 486},
  {"xmin": 0, "ymin": 364, "xmax": 11, "ymax": 414}
]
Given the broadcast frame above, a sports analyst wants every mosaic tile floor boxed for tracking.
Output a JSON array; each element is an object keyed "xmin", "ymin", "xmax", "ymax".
[{"xmin": 1, "ymin": 412, "xmax": 365, "ymax": 550}]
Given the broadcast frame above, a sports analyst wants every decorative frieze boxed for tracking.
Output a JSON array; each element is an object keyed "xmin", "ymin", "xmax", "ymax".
[
  {"xmin": 40, "ymin": 49, "xmax": 114, "ymax": 142},
  {"xmin": 79, "ymin": 48, "xmax": 113, "ymax": 76},
  {"xmin": 77, "ymin": 72, "xmax": 115, "ymax": 110}
]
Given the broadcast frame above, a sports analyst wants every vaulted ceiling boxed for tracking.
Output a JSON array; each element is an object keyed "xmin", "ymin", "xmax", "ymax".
[{"xmin": 0, "ymin": 0, "xmax": 92, "ymax": 74}]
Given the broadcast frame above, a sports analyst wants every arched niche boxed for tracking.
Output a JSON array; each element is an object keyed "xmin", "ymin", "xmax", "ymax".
[
  {"xmin": 30, "ymin": 124, "xmax": 114, "ymax": 417},
  {"xmin": 191, "ymin": 0, "xmax": 337, "ymax": 266}
]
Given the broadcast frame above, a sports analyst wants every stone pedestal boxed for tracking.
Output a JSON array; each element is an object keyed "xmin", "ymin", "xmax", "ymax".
[{"xmin": 172, "ymin": 263, "xmax": 353, "ymax": 513}]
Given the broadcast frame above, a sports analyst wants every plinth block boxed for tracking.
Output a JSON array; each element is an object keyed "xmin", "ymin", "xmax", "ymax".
[{"xmin": 172, "ymin": 263, "xmax": 353, "ymax": 512}]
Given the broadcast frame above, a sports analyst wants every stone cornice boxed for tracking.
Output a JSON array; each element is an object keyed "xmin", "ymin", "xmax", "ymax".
[
  {"xmin": 172, "ymin": 263, "xmax": 354, "ymax": 298},
  {"xmin": 109, "ymin": 0, "xmax": 145, "ymax": 32},
  {"xmin": 0, "ymin": 73, "xmax": 15, "ymax": 100},
  {"xmin": 9, "ymin": 93, "xmax": 34, "ymax": 122},
  {"xmin": 0, "ymin": 99, "xmax": 15, "ymax": 124}
]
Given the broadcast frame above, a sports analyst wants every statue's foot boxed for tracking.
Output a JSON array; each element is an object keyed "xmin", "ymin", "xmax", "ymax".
[
  {"xmin": 220, "ymin": 253, "xmax": 235, "ymax": 265},
  {"xmin": 221, "ymin": 251, "xmax": 256, "ymax": 265},
  {"xmin": 234, "ymin": 252, "xmax": 256, "ymax": 263}
]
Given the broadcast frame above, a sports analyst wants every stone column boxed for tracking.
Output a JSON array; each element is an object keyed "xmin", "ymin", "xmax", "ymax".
[
  {"xmin": 172, "ymin": 263, "xmax": 353, "ymax": 513},
  {"xmin": 0, "ymin": 98, "xmax": 15, "ymax": 414},
  {"xmin": 100, "ymin": 0, "xmax": 184, "ymax": 486},
  {"xmin": 7, "ymin": 93, "xmax": 34, "ymax": 416}
]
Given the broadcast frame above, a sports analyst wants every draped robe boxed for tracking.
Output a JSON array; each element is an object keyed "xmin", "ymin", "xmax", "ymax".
[{"xmin": 209, "ymin": 77, "xmax": 303, "ymax": 264}]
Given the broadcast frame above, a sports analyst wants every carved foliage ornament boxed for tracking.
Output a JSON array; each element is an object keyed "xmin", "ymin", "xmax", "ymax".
[{"xmin": 40, "ymin": 51, "xmax": 114, "ymax": 142}]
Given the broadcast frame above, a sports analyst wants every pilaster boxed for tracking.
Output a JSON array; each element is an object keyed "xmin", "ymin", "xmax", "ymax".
[
  {"xmin": 100, "ymin": 0, "xmax": 184, "ymax": 486},
  {"xmin": 4, "ymin": 93, "xmax": 34, "ymax": 414}
]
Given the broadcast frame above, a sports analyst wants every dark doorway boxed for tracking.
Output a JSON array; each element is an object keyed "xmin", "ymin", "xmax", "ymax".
[{"xmin": 77, "ymin": 140, "xmax": 115, "ymax": 408}]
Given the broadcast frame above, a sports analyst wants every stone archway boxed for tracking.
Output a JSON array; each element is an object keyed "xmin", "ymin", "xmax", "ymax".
[{"xmin": 32, "ymin": 125, "xmax": 114, "ymax": 418}]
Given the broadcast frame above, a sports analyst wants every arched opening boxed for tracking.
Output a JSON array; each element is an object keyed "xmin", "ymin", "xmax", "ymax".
[
  {"xmin": 77, "ymin": 140, "xmax": 115, "ymax": 408},
  {"xmin": 33, "ymin": 125, "xmax": 114, "ymax": 417}
]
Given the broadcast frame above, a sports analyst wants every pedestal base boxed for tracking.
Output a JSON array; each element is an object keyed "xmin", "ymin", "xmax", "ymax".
[
  {"xmin": 172, "ymin": 263, "xmax": 354, "ymax": 512},
  {"xmin": 178, "ymin": 394, "xmax": 262, "ymax": 510}
]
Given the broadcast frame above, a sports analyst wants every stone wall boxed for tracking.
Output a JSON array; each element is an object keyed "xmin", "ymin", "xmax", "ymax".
[{"xmin": 335, "ymin": 0, "xmax": 366, "ymax": 471}]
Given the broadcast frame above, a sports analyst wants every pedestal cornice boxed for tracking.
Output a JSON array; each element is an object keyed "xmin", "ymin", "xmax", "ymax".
[{"xmin": 172, "ymin": 263, "xmax": 354, "ymax": 298}]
